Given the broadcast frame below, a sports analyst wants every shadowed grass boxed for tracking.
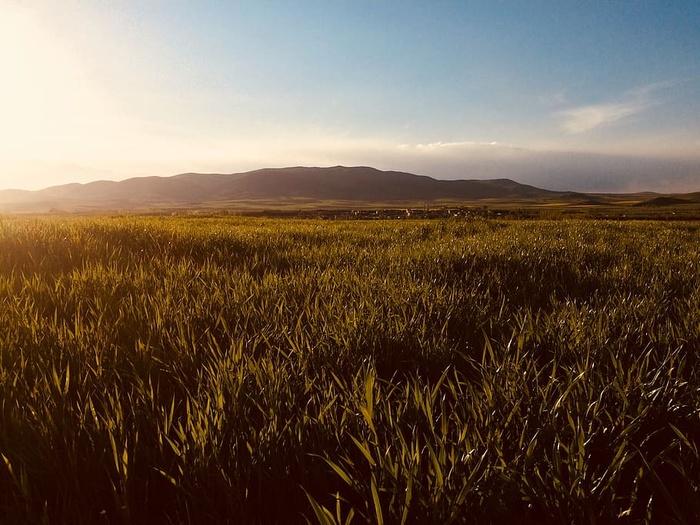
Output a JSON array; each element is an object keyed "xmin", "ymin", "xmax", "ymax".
[{"xmin": 0, "ymin": 216, "xmax": 698, "ymax": 523}]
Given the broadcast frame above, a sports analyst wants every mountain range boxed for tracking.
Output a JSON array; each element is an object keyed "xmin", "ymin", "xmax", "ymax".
[{"xmin": 0, "ymin": 166, "xmax": 698, "ymax": 213}]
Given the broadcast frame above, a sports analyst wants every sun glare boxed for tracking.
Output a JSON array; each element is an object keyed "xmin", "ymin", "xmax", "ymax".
[{"xmin": 0, "ymin": 6, "xmax": 107, "ymax": 162}]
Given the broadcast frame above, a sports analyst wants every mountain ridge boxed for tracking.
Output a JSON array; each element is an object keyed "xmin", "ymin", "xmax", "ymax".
[{"xmin": 0, "ymin": 166, "xmax": 698, "ymax": 212}]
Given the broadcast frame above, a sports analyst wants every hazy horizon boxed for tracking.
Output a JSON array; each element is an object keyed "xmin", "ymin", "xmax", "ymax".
[{"xmin": 2, "ymin": 1, "xmax": 699, "ymax": 193}]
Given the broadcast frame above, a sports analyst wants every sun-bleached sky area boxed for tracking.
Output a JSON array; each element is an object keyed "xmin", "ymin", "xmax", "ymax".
[{"xmin": 1, "ymin": 1, "xmax": 699, "ymax": 192}]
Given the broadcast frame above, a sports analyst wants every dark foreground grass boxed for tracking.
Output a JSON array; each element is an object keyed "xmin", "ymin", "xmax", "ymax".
[{"xmin": 0, "ymin": 216, "xmax": 698, "ymax": 524}]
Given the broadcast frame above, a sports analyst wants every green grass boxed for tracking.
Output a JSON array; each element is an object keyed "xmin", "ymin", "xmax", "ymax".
[{"xmin": 0, "ymin": 216, "xmax": 698, "ymax": 524}]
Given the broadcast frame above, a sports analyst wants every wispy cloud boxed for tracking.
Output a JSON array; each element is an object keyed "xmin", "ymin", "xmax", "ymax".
[
  {"xmin": 398, "ymin": 141, "xmax": 514, "ymax": 152},
  {"xmin": 558, "ymin": 102, "xmax": 646, "ymax": 133},
  {"xmin": 557, "ymin": 82, "xmax": 674, "ymax": 134}
]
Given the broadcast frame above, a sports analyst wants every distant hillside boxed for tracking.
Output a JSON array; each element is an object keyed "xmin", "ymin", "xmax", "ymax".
[
  {"xmin": 634, "ymin": 196, "xmax": 698, "ymax": 207},
  {"xmin": 3, "ymin": 165, "xmax": 698, "ymax": 213},
  {"xmin": 0, "ymin": 166, "xmax": 562, "ymax": 212}
]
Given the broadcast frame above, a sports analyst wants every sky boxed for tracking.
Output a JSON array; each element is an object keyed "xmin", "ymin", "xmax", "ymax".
[{"xmin": 1, "ymin": 0, "xmax": 699, "ymax": 192}]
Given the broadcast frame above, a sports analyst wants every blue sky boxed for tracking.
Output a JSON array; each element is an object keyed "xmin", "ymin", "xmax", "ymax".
[{"xmin": 1, "ymin": 1, "xmax": 699, "ymax": 191}]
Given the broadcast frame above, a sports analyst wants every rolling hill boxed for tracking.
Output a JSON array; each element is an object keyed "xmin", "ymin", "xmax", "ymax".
[
  {"xmin": 0, "ymin": 166, "xmax": 561, "ymax": 212},
  {"xmin": 1, "ymin": 165, "xmax": 698, "ymax": 213}
]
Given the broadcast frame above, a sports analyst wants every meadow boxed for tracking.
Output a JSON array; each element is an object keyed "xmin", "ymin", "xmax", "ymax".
[{"xmin": 0, "ymin": 216, "xmax": 698, "ymax": 524}]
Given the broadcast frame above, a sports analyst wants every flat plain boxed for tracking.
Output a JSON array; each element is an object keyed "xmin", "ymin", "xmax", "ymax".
[{"xmin": 0, "ymin": 215, "xmax": 698, "ymax": 524}]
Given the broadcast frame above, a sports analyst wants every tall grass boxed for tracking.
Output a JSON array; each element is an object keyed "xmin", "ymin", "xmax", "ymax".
[{"xmin": 0, "ymin": 216, "xmax": 698, "ymax": 523}]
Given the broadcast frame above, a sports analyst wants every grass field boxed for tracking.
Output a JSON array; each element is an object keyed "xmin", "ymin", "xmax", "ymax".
[{"xmin": 0, "ymin": 216, "xmax": 698, "ymax": 524}]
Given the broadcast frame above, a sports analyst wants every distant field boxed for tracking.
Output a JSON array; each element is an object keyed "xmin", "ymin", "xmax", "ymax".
[{"xmin": 0, "ymin": 216, "xmax": 698, "ymax": 524}]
